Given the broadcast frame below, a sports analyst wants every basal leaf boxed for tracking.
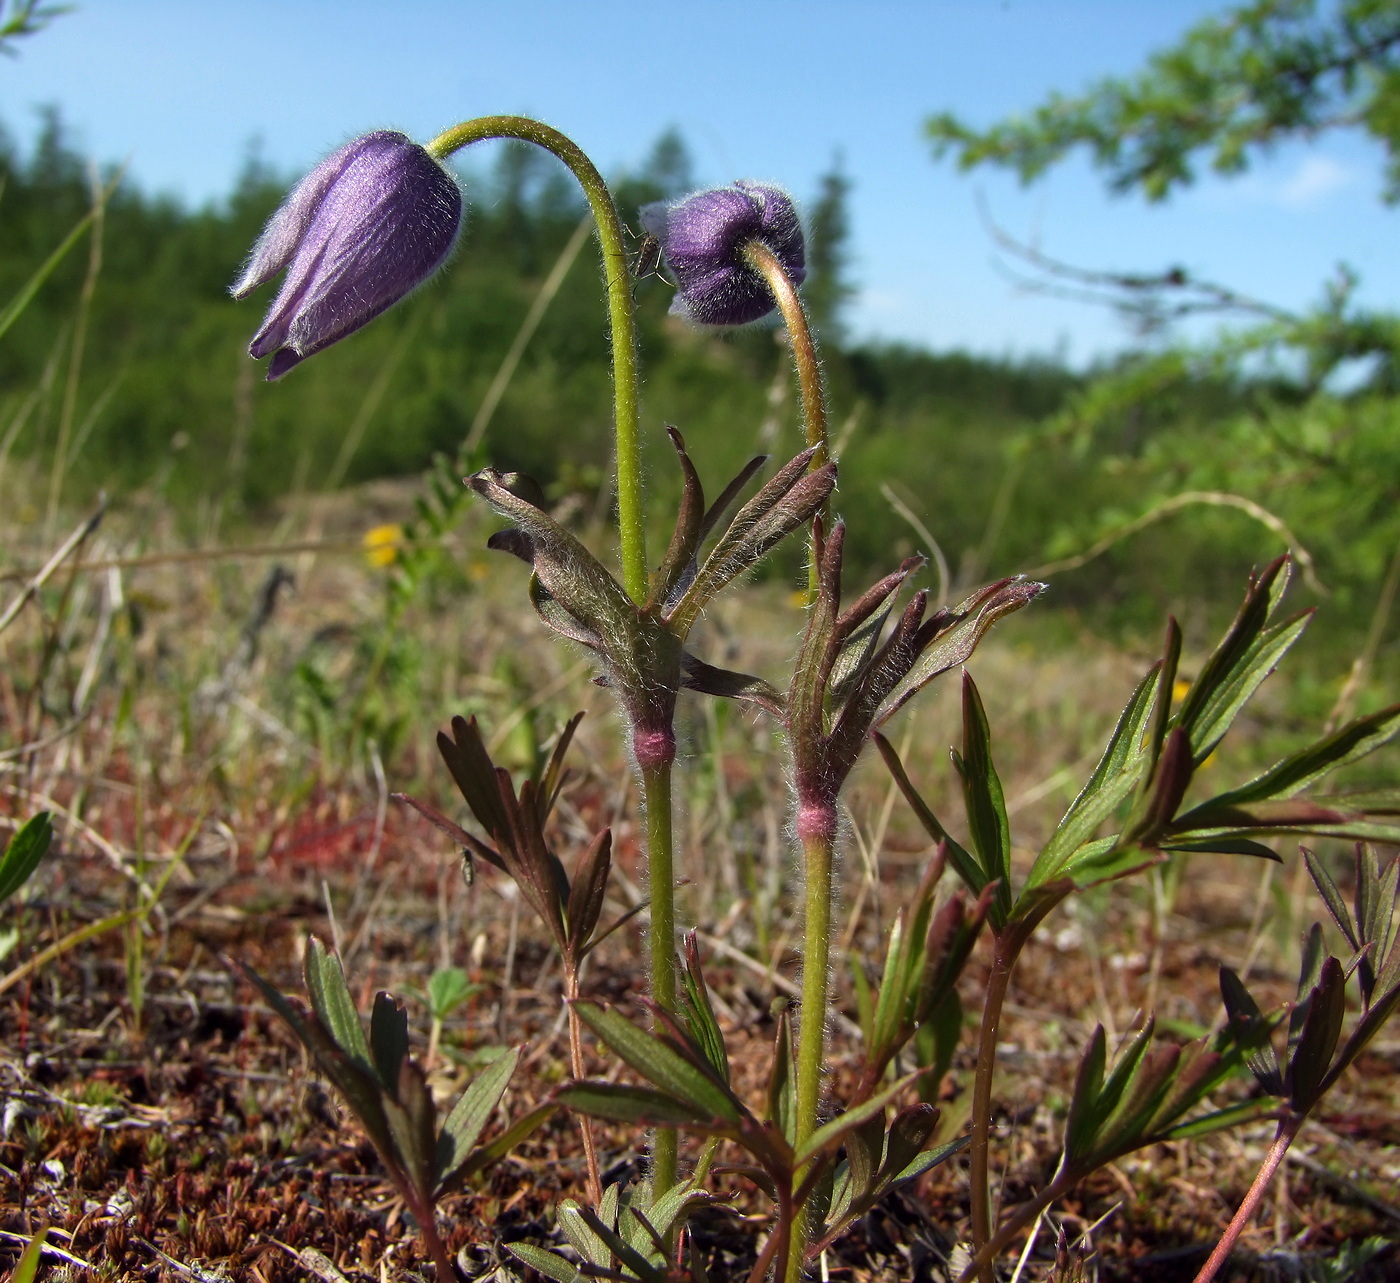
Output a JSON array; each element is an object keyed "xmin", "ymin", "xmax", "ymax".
[
  {"xmin": 506, "ymin": 1242, "xmax": 583, "ymax": 1283},
  {"xmin": 445, "ymin": 1100, "xmax": 556, "ymax": 1192},
  {"xmin": 557, "ymin": 1196, "xmax": 613, "ymax": 1268},
  {"xmin": 382, "ymin": 1058, "xmax": 437, "ymax": 1198},
  {"xmin": 556, "ymin": 1080, "xmax": 713, "ymax": 1129},
  {"xmin": 303, "ymin": 938, "xmax": 373, "ymax": 1069},
  {"xmin": 369, "ymin": 992, "xmax": 409, "ymax": 1093},
  {"xmin": 436, "ymin": 1047, "xmax": 519, "ymax": 1188}
]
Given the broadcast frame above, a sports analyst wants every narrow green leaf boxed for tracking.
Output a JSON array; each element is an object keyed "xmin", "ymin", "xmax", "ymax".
[
  {"xmin": 304, "ymin": 937, "xmax": 373, "ymax": 1069},
  {"xmin": 1029, "ymin": 665, "xmax": 1159, "ymax": 890},
  {"xmin": 576, "ymin": 1204, "xmax": 669, "ymax": 1283},
  {"xmin": 369, "ymin": 992, "xmax": 409, "ymax": 1093},
  {"xmin": 850, "ymin": 954, "xmax": 874, "ymax": 1042},
  {"xmin": 1063, "ymin": 1025, "xmax": 1108, "ymax": 1162},
  {"xmin": 874, "ymin": 732, "xmax": 986, "ymax": 899},
  {"xmin": 446, "ymin": 1100, "xmax": 556, "ymax": 1192},
  {"xmin": 0, "ymin": 202, "xmax": 99, "ymax": 342},
  {"xmin": 558, "ymin": 1197, "xmax": 612, "ymax": 1268},
  {"xmin": 889, "ymin": 1136, "xmax": 965, "ymax": 1185},
  {"xmin": 1156, "ymin": 1096, "xmax": 1280, "ymax": 1142},
  {"xmin": 1079, "ymin": 1023, "xmax": 1153, "ymax": 1155},
  {"xmin": 505, "ymin": 1243, "xmax": 583, "ymax": 1283},
  {"xmin": 639, "ymin": 1180, "xmax": 710, "ymax": 1244},
  {"xmin": 957, "ymin": 673, "xmax": 1012, "ymax": 921},
  {"xmin": 436, "ymin": 1046, "xmax": 519, "ymax": 1188},
  {"xmin": 1187, "ymin": 611, "xmax": 1311, "ymax": 766},
  {"xmin": 768, "ymin": 1006, "xmax": 797, "ymax": 1143},
  {"xmin": 382, "ymin": 1057, "xmax": 437, "ymax": 1200},
  {"xmin": 869, "ymin": 912, "xmax": 909, "ymax": 1063},
  {"xmin": 573, "ymin": 1002, "xmax": 742, "ymax": 1124},
  {"xmin": 1050, "ymin": 839, "xmax": 1166, "ymax": 896},
  {"xmin": 11, "ymin": 1226, "xmax": 47, "ymax": 1283},
  {"xmin": 238, "ymin": 960, "xmax": 396, "ymax": 1163},
  {"xmin": 795, "ymin": 1072, "xmax": 921, "ymax": 1167},
  {"xmin": 0, "ymin": 812, "xmax": 53, "ymax": 904},
  {"xmin": 1288, "ymin": 955, "xmax": 1346, "ymax": 1112},
  {"xmin": 1357, "ymin": 847, "xmax": 1398, "ymax": 999},
  {"xmin": 1187, "ymin": 705, "xmax": 1400, "ymax": 813},
  {"xmin": 1141, "ymin": 617, "xmax": 1182, "ymax": 788},
  {"xmin": 1173, "ymin": 555, "xmax": 1290, "ymax": 756},
  {"xmin": 679, "ymin": 934, "xmax": 730, "ymax": 1085},
  {"xmin": 1163, "ymin": 837, "xmax": 1281, "ymax": 859},
  {"xmin": 1219, "ymin": 967, "xmax": 1282, "ymax": 1094},
  {"xmin": 556, "ymin": 1080, "xmax": 711, "ymax": 1128}
]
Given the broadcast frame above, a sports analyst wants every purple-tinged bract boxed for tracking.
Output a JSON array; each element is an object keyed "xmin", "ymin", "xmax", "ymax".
[
  {"xmin": 641, "ymin": 181, "xmax": 805, "ymax": 327},
  {"xmin": 232, "ymin": 130, "xmax": 462, "ymax": 379}
]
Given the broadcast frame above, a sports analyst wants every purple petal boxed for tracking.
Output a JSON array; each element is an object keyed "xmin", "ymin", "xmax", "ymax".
[
  {"xmin": 231, "ymin": 131, "xmax": 412, "ymax": 299},
  {"xmin": 237, "ymin": 131, "xmax": 463, "ymax": 379}
]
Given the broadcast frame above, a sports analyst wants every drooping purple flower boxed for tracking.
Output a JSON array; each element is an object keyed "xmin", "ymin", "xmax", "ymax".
[
  {"xmin": 640, "ymin": 181, "xmax": 805, "ymax": 327},
  {"xmin": 232, "ymin": 130, "xmax": 462, "ymax": 379}
]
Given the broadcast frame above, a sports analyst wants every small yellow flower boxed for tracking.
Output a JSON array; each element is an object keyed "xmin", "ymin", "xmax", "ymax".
[
  {"xmin": 1172, "ymin": 678, "xmax": 1192, "ymax": 703},
  {"xmin": 362, "ymin": 523, "xmax": 404, "ymax": 568}
]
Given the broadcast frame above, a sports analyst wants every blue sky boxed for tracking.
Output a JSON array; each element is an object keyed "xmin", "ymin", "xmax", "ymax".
[{"xmin": 2, "ymin": 0, "xmax": 1396, "ymax": 364}]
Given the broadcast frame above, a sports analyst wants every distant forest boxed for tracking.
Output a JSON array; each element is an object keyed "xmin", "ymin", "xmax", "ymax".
[{"xmin": 2, "ymin": 110, "xmax": 1364, "ymax": 653}]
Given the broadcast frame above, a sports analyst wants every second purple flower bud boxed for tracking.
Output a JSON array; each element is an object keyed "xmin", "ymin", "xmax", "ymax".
[{"xmin": 641, "ymin": 181, "xmax": 806, "ymax": 327}]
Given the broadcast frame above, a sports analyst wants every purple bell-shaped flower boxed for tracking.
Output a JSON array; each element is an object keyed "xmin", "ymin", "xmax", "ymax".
[
  {"xmin": 232, "ymin": 130, "xmax": 462, "ymax": 379},
  {"xmin": 640, "ymin": 181, "xmax": 805, "ymax": 327}
]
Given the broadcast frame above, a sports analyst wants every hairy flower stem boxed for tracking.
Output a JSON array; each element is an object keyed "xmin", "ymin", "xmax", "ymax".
[
  {"xmin": 743, "ymin": 239, "xmax": 828, "ymax": 599},
  {"xmin": 742, "ymin": 240, "xmax": 827, "ymax": 467},
  {"xmin": 785, "ymin": 824, "xmax": 836, "ymax": 1283},
  {"xmin": 1191, "ymin": 1113, "xmax": 1304, "ymax": 1283},
  {"xmin": 425, "ymin": 116, "xmax": 647, "ymax": 603},
  {"xmin": 565, "ymin": 968, "xmax": 603, "ymax": 1206},
  {"xmin": 640, "ymin": 758, "xmax": 679, "ymax": 1193},
  {"xmin": 968, "ymin": 931, "xmax": 1018, "ymax": 1283}
]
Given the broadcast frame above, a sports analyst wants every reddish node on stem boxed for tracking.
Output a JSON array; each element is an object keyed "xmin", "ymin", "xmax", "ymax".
[
  {"xmin": 633, "ymin": 726, "xmax": 677, "ymax": 772},
  {"xmin": 796, "ymin": 802, "xmax": 838, "ymax": 843}
]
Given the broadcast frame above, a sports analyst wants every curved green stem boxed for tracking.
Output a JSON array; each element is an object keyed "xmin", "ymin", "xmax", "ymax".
[
  {"xmin": 743, "ymin": 239, "xmax": 828, "ymax": 600},
  {"xmin": 742, "ymin": 240, "xmax": 827, "ymax": 466},
  {"xmin": 640, "ymin": 758, "xmax": 679, "ymax": 1193},
  {"xmin": 426, "ymin": 116, "xmax": 647, "ymax": 603}
]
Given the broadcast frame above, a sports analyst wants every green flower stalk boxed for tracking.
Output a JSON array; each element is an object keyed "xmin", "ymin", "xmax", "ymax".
[{"xmin": 423, "ymin": 116, "xmax": 646, "ymax": 604}]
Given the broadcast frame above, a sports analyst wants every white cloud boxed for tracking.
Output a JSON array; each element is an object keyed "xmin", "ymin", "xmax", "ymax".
[{"xmin": 1277, "ymin": 155, "xmax": 1353, "ymax": 207}]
